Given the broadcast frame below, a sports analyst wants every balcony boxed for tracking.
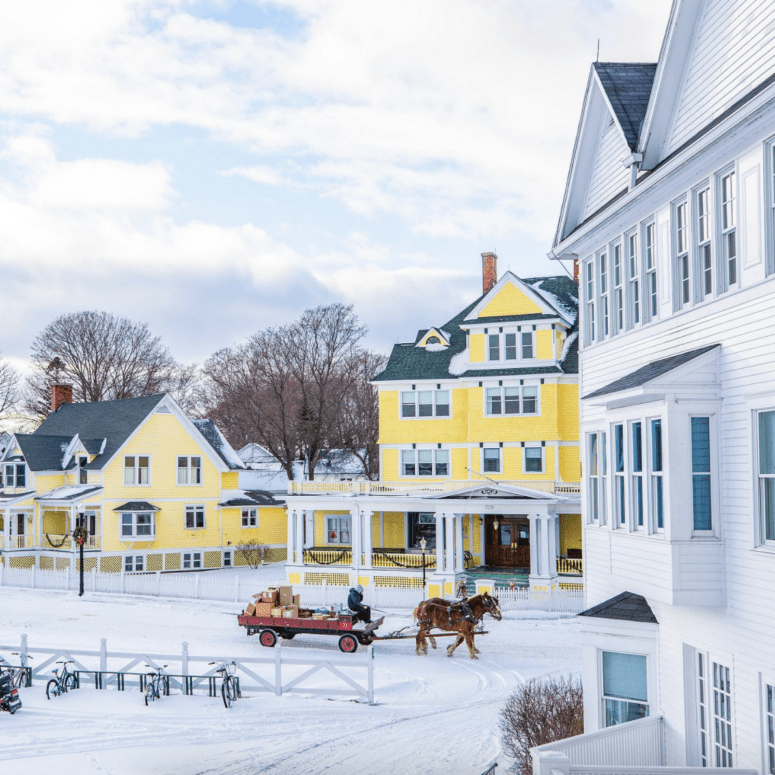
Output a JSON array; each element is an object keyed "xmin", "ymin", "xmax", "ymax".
[{"xmin": 288, "ymin": 480, "xmax": 581, "ymax": 496}]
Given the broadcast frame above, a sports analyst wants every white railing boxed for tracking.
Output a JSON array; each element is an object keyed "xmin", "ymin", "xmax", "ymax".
[
  {"xmin": 569, "ymin": 769, "xmax": 758, "ymax": 775},
  {"xmin": 0, "ymin": 634, "xmax": 374, "ymax": 703},
  {"xmin": 288, "ymin": 480, "xmax": 581, "ymax": 496},
  {"xmin": 2, "ymin": 535, "xmax": 34, "ymax": 549},
  {"xmin": 0, "ymin": 565, "xmax": 585, "ymax": 612},
  {"xmin": 557, "ymin": 558, "xmax": 583, "ymax": 575}
]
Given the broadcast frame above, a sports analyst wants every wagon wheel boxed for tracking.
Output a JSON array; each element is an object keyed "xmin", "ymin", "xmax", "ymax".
[
  {"xmin": 357, "ymin": 633, "xmax": 374, "ymax": 645},
  {"xmin": 338, "ymin": 634, "xmax": 359, "ymax": 653},
  {"xmin": 279, "ymin": 632, "xmax": 295, "ymax": 640},
  {"xmin": 259, "ymin": 629, "xmax": 278, "ymax": 648}
]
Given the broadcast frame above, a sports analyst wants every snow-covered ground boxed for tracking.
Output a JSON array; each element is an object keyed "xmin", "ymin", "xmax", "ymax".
[{"xmin": 0, "ymin": 586, "xmax": 582, "ymax": 774}]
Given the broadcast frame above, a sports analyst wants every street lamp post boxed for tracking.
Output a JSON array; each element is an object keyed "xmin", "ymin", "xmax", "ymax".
[
  {"xmin": 420, "ymin": 536, "xmax": 427, "ymax": 590},
  {"xmin": 73, "ymin": 510, "xmax": 89, "ymax": 597}
]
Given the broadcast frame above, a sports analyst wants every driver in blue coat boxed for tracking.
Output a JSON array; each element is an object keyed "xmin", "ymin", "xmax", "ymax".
[{"xmin": 347, "ymin": 584, "xmax": 371, "ymax": 624}]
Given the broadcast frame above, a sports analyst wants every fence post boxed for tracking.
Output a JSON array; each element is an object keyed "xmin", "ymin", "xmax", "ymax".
[
  {"xmin": 20, "ymin": 633, "xmax": 28, "ymax": 668},
  {"xmin": 274, "ymin": 640, "xmax": 282, "ymax": 696},
  {"xmin": 182, "ymin": 641, "xmax": 189, "ymax": 677},
  {"xmin": 66, "ymin": 565, "xmax": 71, "ymax": 590},
  {"xmin": 92, "ymin": 567, "xmax": 97, "ymax": 592},
  {"xmin": 195, "ymin": 574, "xmax": 200, "ymax": 600},
  {"xmin": 234, "ymin": 576, "xmax": 240, "ymax": 603},
  {"xmin": 156, "ymin": 571, "xmax": 161, "ymax": 596},
  {"xmin": 100, "ymin": 638, "xmax": 108, "ymax": 676},
  {"xmin": 31, "ymin": 563, "xmax": 36, "ymax": 589},
  {"xmin": 368, "ymin": 644, "xmax": 375, "ymax": 705}
]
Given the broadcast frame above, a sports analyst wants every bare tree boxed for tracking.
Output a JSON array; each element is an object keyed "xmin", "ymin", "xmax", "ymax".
[
  {"xmin": 0, "ymin": 353, "xmax": 20, "ymax": 422},
  {"xmin": 499, "ymin": 676, "xmax": 583, "ymax": 774},
  {"xmin": 25, "ymin": 311, "xmax": 180, "ymax": 418},
  {"xmin": 201, "ymin": 303, "xmax": 375, "ymax": 480}
]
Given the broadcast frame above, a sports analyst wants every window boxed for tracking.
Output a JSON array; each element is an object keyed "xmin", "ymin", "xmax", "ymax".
[
  {"xmin": 124, "ymin": 555, "xmax": 144, "ymax": 572},
  {"xmin": 120, "ymin": 512, "xmax": 154, "ymax": 539},
  {"xmin": 223, "ymin": 550, "xmax": 232, "ymax": 567},
  {"xmin": 78, "ymin": 456, "xmax": 88, "ymax": 485},
  {"xmin": 124, "ymin": 456, "xmax": 150, "ymax": 485},
  {"xmin": 651, "ymin": 419, "xmax": 663, "ymax": 531},
  {"xmin": 613, "ymin": 243, "xmax": 624, "ymax": 334},
  {"xmin": 487, "ymin": 331, "xmax": 534, "ymax": 361},
  {"xmin": 183, "ymin": 551, "xmax": 202, "ymax": 570},
  {"xmin": 720, "ymin": 171, "xmax": 737, "ymax": 289},
  {"xmin": 483, "ymin": 448, "xmax": 501, "ymax": 473},
  {"xmin": 698, "ymin": 653, "xmax": 710, "ymax": 766},
  {"xmin": 185, "ymin": 506, "xmax": 205, "ymax": 529},
  {"xmin": 521, "ymin": 331, "xmax": 534, "ymax": 359},
  {"xmin": 177, "ymin": 456, "xmax": 202, "ymax": 485},
  {"xmin": 644, "ymin": 223, "xmax": 657, "ymax": 319},
  {"xmin": 426, "ymin": 336, "xmax": 440, "ymax": 344},
  {"xmin": 600, "ymin": 431, "xmax": 608, "ymax": 526},
  {"xmin": 3, "ymin": 463, "xmax": 26, "ymax": 488},
  {"xmin": 691, "ymin": 417, "xmax": 712, "ymax": 531},
  {"xmin": 524, "ymin": 446, "xmax": 543, "ymax": 473},
  {"xmin": 627, "ymin": 232, "xmax": 640, "ymax": 326},
  {"xmin": 765, "ymin": 684, "xmax": 775, "ymax": 774},
  {"xmin": 326, "ymin": 515, "xmax": 351, "ymax": 544},
  {"xmin": 614, "ymin": 424, "xmax": 626, "ymax": 527},
  {"xmin": 599, "ymin": 252, "xmax": 609, "ymax": 337},
  {"xmin": 697, "ymin": 187, "xmax": 713, "ymax": 298},
  {"xmin": 488, "ymin": 333, "xmax": 500, "ymax": 361},
  {"xmin": 675, "ymin": 201, "xmax": 690, "ymax": 307},
  {"xmin": 504, "ymin": 333, "xmax": 517, "ymax": 360},
  {"xmin": 409, "ymin": 512, "xmax": 436, "ymax": 550},
  {"xmin": 712, "ymin": 661, "xmax": 734, "ymax": 766},
  {"xmin": 588, "ymin": 433, "xmax": 600, "ymax": 523},
  {"xmin": 485, "ymin": 385, "xmax": 538, "ymax": 416},
  {"xmin": 401, "ymin": 390, "xmax": 450, "ymax": 418},
  {"xmin": 758, "ymin": 410, "xmax": 775, "ymax": 542},
  {"xmin": 402, "ymin": 449, "xmax": 449, "ymax": 477},
  {"xmin": 586, "ymin": 261, "xmax": 595, "ymax": 343},
  {"xmin": 241, "ymin": 508, "xmax": 258, "ymax": 527},
  {"xmin": 631, "ymin": 422, "xmax": 644, "ymax": 528},
  {"xmin": 602, "ymin": 651, "xmax": 649, "ymax": 727}
]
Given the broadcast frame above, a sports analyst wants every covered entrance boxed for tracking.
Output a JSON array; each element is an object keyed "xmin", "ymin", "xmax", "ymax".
[{"xmin": 485, "ymin": 515, "xmax": 530, "ymax": 568}]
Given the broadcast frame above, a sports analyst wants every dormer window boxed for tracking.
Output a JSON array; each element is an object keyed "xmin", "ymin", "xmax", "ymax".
[
  {"xmin": 426, "ymin": 336, "xmax": 440, "ymax": 345},
  {"xmin": 3, "ymin": 463, "xmax": 25, "ymax": 488},
  {"xmin": 78, "ymin": 456, "xmax": 88, "ymax": 485},
  {"xmin": 487, "ymin": 331, "xmax": 535, "ymax": 362}
]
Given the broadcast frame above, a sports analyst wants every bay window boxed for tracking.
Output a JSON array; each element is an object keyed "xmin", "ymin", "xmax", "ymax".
[
  {"xmin": 602, "ymin": 651, "xmax": 649, "ymax": 727},
  {"xmin": 402, "ymin": 449, "xmax": 449, "ymax": 477},
  {"xmin": 120, "ymin": 512, "xmax": 154, "ymax": 539},
  {"xmin": 691, "ymin": 417, "xmax": 712, "ymax": 531}
]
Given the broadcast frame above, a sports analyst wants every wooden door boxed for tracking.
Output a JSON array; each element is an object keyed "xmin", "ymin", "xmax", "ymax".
[{"xmin": 485, "ymin": 517, "xmax": 530, "ymax": 568}]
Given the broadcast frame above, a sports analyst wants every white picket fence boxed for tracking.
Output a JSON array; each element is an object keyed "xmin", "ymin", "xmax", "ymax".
[{"xmin": 0, "ymin": 564, "xmax": 585, "ymax": 613}]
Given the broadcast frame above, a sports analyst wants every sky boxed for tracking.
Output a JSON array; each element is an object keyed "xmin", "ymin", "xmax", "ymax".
[{"xmin": 0, "ymin": 0, "xmax": 674, "ymax": 372}]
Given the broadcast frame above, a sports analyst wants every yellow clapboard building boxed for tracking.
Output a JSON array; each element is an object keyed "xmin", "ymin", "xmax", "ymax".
[
  {"xmin": 0, "ymin": 392, "xmax": 287, "ymax": 573},
  {"xmin": 284, "ymin": 253, "xmax": 582, "ymax": 595}
]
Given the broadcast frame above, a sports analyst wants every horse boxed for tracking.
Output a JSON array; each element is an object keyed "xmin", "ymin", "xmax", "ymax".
[
  {"xmin": 413, "ymin": 593, "xmax": 502, "ymax": 659},
  {"xmin": 414, "ymin": 596, "xmax": 478, "ymax": 653}
]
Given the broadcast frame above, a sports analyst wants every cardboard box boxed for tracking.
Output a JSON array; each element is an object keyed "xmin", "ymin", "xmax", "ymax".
[
  {"xmin": 255, "ymin": 602, "xmax": 273, "ymax": 616},
  {"xmin": 278, "ymin": 586, "xmax": 293, "ymax": 606},
  {"xmin": 262, "ymin": 589, "xmax": 279, "ymax": 605},
  {"xmin": 292, "ymin": 594, "xmax": 300, "ymax": 606},
  {"xmin": 282, "ymin": 606, "xmax": 299, "ymax": 618},
  {"xmin": 271, "ymin": 607, "xmax": 284, "ymax": 617},
  {"xmin": 245, "ymin": 602, "xmax": 256, "ymax": 616}
]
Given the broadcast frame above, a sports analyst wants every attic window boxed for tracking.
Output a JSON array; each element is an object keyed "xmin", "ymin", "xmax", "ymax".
[{"xmin": 426, "ymin": 336, "xmax": 440, "ymax": 345}]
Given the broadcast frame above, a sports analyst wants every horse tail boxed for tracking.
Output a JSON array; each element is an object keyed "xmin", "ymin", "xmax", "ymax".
[{"xmin": 412, "ymin": 606, "xmax": 419, "ymax": 623}]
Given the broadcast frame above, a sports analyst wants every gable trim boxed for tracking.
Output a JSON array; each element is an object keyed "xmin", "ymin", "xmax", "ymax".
[{"xmin": 463, "ymin": 271, "xmax": 563, "ymax": 322}]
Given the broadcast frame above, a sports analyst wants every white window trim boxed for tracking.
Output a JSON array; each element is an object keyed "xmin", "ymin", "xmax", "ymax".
[
  {"xmin": 176, "ymin": 455, "xmax": 203, "ymax": 486},
  {"xmin": 522, "ymin": 444, "xmax": 544, "ymax": 475},
  {"xmin": 693, "ymin": 182, "xmax": 714, "ymax": 303},
  {"xmin": 3, "ymin": 462, "xmax": 27, "ymax": 489},
  {"xmin": 625, "ymin": 229, "xmax": 640, "ymax": 329},
  {"xmin": 765, "ymin": 137, "xmax": 775, "ymax": 277},
  {"xmin": 585, "ymin": 258, "xmax": 596, "ymax": 345},
  {"xmin": 223, "ymin": 549, "xmax": 232, "ymax": 567},
  {"xmin": 400, "ymin": 448, "xmax": 450, "ymax": 478},
  {"xmin": 184, "ymin": 505, "xmax": 206, "ymax": 530},
  {"xmin": 716, "ymin": 164, "xmax": 738, "ymax": 294},
  {"xmin": 484, "ymin": 384, "xmax": 540, "ymax": 417},
  {"xmin": 689, "ymin": 413, "xmax": 717, "ymax": 538},
  {"xmin": 598, "ymin": 648, "xmax": 651, "ymax": 729},
  {"xmin": 123, "ymin": 455, "xmax": 151, "ymax": 487},
  {"xmin": 481, "ymin": 446, "xmax": 502, "ymax": 475},
  {"xmin": 325, "ymin": 514, "xmax": 352, "ymax": 546},
  {"xmin": 241, "ymin": 507, "xmax": 258, "ymax": 528},
  {"xmin": 399, "ymin": 388, "xmax": 452, "ymax": 419},
  {"xmin": 182, "ymin": 550, "xmax": 203, "ymax": 569},
  {"xmin": 642, "ymin": 219, "xmax": 658, "ymax": 323},
  {"xmin": 672, "ymin": 197, "xmax": 691, "ymax": 311},
  {"xmin": 648, "ymin": 416, "xmax": 664, "ymax": 535},
  {"xmin": 613, "ymin": 421, "xmax": 628, "ymax": 530},
  {"xmin": 597, "ymin": 249, "xmax": 610, "ymax": 340},
  {"xmin": 119, "ymin": 511, "xmax": 155, "ymax": 540},
  {"xmin": 630, "ymin": 420, "xmax": 645, "ymax": 532},
  {"xmin": 124, "ymin": 554, "xmax": 144, "ymax": 572},
  {"xmin": 611, "ymin": 241, "xmax": 624, "ymax": 336},
  {"xmin": 485, "ymin": 328, "xmax": 536, "ymax": 362}
]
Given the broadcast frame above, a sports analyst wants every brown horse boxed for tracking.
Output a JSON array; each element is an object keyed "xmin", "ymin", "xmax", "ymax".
[{"xmin": 413, "ymin": 593, "xmax": 502, "ymax": 659}]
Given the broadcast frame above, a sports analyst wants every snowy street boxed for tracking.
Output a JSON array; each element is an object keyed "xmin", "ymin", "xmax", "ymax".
[{"xmin": 0, "ymin": 586, "xmax": 581, "ymax": 774}]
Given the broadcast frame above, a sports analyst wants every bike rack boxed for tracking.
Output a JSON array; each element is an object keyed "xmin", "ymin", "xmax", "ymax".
[{"xmin": 73, "ymin": 670, "xmax": 238, "ymax": 698}]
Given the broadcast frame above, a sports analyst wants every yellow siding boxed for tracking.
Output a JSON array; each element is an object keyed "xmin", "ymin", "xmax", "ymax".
[
  {"xmin": 560, "ymin": 514, "xmax": 582, "ymax": 553},
  {"xmin": 314, "ymin": 510, "xmax": 350, "ymax": 546},
  {"xmin": 478, "ymin": 282, "xmax": 542, "ymax": 317},
  {"xmin": 451, "ymin": 447, "xmax": 469, "ymax": 479},
  {"xmin": 467, "ymin": 383, "xmax": 559, "ymax": 443},
  {"xmin": 371, "ymin": 512, "xmax": 380, "ymax": 547},
  {"xmin": 557, "ymin": 383, "xmax": 579, "ymax": 441},
  {"xmin": 222, "ymin": 506, "xmax": 287, "ymax": 548},
  {"xmin": 382, "ymin": 448, "xmax": 399, "ymax": 480},
  {"xmin": 417, "ymin": 330, "xmax": 447, "ymax": 346},
  {"xmin": 222, "ymin": 472, "xmax": 239, "ymax": 489},
  {"xmin": 42, "ymin": 510, "xmax": 67, "ymax": 534},
  {"xmin": 379, "ymin": 389, "xmax": 468, "ymax": 445},
  {"xmin": 536, "ymin": 329, "xmax": 554, "ymax": 360},
  {"xmin": 469, "ymin": 333, "xmax": 485, "ymax": 363},
  {"xmin": 559, "ymin": 446, "xmax": 581, "ymax": 482},
  {"xmin": 34, "ymin": 474, "xmax": 66, "ymax": 493},
  {"xmin": 382, "ymin": 512, "xmax": 405, "ymax": 548}
]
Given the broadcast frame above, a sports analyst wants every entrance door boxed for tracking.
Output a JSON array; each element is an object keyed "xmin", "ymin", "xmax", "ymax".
[{"xmin": 485, "ymin": 517, "xmax": 530, "ymax": 568}]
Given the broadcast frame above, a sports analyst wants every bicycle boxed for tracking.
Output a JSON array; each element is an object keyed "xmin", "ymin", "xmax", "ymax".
[
  {"xmin": 4, "ymin": 654, "xmax": 32, "ymax": 689},
  {"xmin": 209, "ymin": 661, "xmax": 239, "ymax": 708},
  {"xmin": 143, "ymin": 664, "xmax": 169, "ymax": 706},
  {"xmin": 46, "ymin": 660, "xmax": 77, "ymax": 699}
]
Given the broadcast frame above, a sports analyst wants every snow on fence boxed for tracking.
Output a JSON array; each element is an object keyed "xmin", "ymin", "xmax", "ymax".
[
  {"xmin": 0, "ymin": 565, "xmax": 585, "ymax": 613},
  {"xmin": 0, "ymin": 634, "xmax": 374, "ymax": 704}
]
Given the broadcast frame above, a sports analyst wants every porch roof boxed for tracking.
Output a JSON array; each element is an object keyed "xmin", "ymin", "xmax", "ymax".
[
  {"xmin": 112, "ymin": 501, "xmax": 159, "ymax": 512},
  {"xmin": 36, "ymin": 485, "xmax": 103, "ymax": 503},
  {"xmin": 578, "ymin": 591, "xmax": 657, "ymax": 623},
  {"xmin": 0, "ymin": 491, "xmax": 34, "ymax": 506},
  {"xmin": 219, "ymin": 489, "xmax": 286, "ymax": 508}
]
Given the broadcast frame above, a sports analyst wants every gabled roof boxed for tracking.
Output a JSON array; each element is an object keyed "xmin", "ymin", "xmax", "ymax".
[
  {"xmin": 426, "ymin": 482, "xmax": 573, "ymax": 503},
  {"xmin": 113, "ymin": 501, "xmax": 160, "ymax": 511},
  {"xmin": 35, "ymin": 485, "xmax": 103, "ymax": 502},
  {"xmin": 219, "ymin": 489, "xmax": 285, "ymax": 508},
  {"xmin": 579, "ymin": 591, "xmax": 658, "ymax": 624},
  {"xmin": 34, "ymin": 393, "xmax": 166, "ymax": 470},
  {"xmin": 192, "ymin": 419, "xmax": 244, "ymax": 470},
  {"xmin": 594, "ymin": 63, "xmax": 657, "ymax": 150},
  {"xmin": 583, "ymin": 344, "xmax": 719, "ymax": 400},
  {"xmin": 14, "ymin": 434, "xmax": 75, "ymax": 471}
]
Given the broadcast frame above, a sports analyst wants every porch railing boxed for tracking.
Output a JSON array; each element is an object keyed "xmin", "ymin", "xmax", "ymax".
[
  {"xmin": 557, "ymin": 558, "xmax": 583, "ymax": 576},
  {"xmin": 1, "ymin": 535, "xmax": 34, "ymax": 550},
  {"xmin": 371, "ymin": 551, "xmax": 437, "ymax": 570},
  {"xmin": 302, "ymin": 548, "xmax": 352, "ymax": 565},
  {"xmin": 288, "ymin": 480, "xmax": 581, "ymax": 496},
  {"xmin": 40, "ymin": 534, "xmax": 101, "ymax": 551}
]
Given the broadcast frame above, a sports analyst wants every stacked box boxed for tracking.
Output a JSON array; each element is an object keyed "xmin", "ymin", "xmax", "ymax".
[
  {"xmin": 292, "ymin": 594, "xmax": 300, "ymax": 607},
  {"xmin": 278, "ymin": 586, "xmax": 293, "ymax": 606},
  {"xmin": 271, "ymin": 607, "xmax": 284, "ymax": 617},
  {"xmin": 255, "ymin": 602, "xmax": 273, "ymax": 616},
  {"xmin": 246, "ymin": 602, "xmax": 256, "ymax": 616},
  {"xmin": 282, "ymin": 606, "xmax": 299, "ymax": 618},
  {"xmin": 262, "ymin": 589, "xmax": 279, "ymax": 605}
]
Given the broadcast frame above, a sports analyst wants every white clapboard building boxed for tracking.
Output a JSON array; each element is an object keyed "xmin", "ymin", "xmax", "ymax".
[{"xmin": 532, "ymin": 1, "xmax": 775, "ymax": 772}]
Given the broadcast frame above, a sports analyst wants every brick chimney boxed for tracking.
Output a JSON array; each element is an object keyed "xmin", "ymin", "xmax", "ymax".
[
  {"xmin": 482, "ymin": 251, "xmax": 498, "ymax": 295},
  {"xmin": 51, "ymin": 384, "xmax": 73, "ymax": 413}
]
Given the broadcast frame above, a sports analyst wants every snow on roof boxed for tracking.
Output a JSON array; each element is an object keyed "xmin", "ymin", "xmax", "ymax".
[
  {"xmin": 525, "ymin": 279, "xmax": 577, "ymax": 324},
  {"xmin": 560, "ymin": 331, "xmax": 578, "ymax": 362}
]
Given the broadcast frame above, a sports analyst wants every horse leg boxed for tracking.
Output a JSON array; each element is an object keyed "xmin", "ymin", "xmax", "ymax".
[
  {"xmin": 465, "ymin": 629, "xmax": 478, "ymax": 660},
  {"xmin": 415, "ymin": 627, "xmax": 428, "ymax": 656},
  {"xmin": 428, "ymin": 634, "xmax": 438, "ymax": 650},
  {"xmin": 446, "ymin": 633, "xmax": 464, "ymax": 658}
]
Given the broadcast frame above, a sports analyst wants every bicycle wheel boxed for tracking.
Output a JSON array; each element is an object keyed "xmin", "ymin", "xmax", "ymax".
[
  {"xmin": 144, "ymin": 682, "xmax": 155, "ymax": 706},
  {"xmin": 229, "ymin": 677, "xmax": 239, "ymax": 703},
  {"xmin": 221, "ymin": 680, "xmax": 232, "ymax": 709},
  {"xmin": 46, "ymin": 679, "xmax": 59, "ymax": 700},
  {"xmin": 64, "ymin": 674, "xmax": 77, "ymax": 692}
]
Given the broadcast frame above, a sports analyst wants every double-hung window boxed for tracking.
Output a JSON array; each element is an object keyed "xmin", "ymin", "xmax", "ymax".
[
  {"xmin": 326, "ymin": 515, "xmax": 351, "ymax": 544},
  {"xmin": 644, "ymin": 223, "xmax": 657, "ymax": 320},
  {"xmin": 650, "ymin": 419, "xmax": 664, "ymax": 531},
  {"xmin": 504, "ymin": 333, "xmax": 517, "ymax": 360},
  {"xmin": 177, "ymin": 456, "xmax": 202, "ymax": 485},
  {"xmin": 488, "ymin": 333, "xmax": 500, "ymax": 360},
  {"xmin": 124, "ymin": 456, "xmax": 150, "ymax": 485},
  {"xmin": 124, "ymin": 555, "xmax": 144, "ymax": 572},
  {"xmin": 183, "ymin": 551, "xmax": 202, "ymax": 570},
  {"xmin": 631, "ymin": 422, "xmax": 644, "ymax": 528},
  {"xmin": 78, "ymin": 456, "xmax": 88, "ymax": 485},
  {"xmin": 675, "ymin": 201, "xmax": 690, "ymax": 308},
  {"xmin": 765, "ymin": 683, "xmax": 775, "ymax": 774},
  {"xmin": 586, "ymin": 261, "xmax": 596, "ymax": 343},
  {"xmin": 488, "ymin": 330, "xmax": 534, "ymax": 361},
  {"xmin": 185, "ymin": 505, "xmax": 205, "ymax": 529},
  {"xmin": 120, "ymin": 512, "xmax": 154, "ymax": 539},
  {"xmin": 710, "ymin": 660, "xmax": 734, "ymax": 766},
  {"xmin": 3, "ymin": 463, "xmax": 26, "ymax": 488},
  {"xmin": 524, "ymin": 446, "xmax": 543, "ymax": 473},
  {"xmin": 486, "ymin": 385, "xmax": 538, "ymax": 416},
  {"xmin": 241, "ymin": 508, "xmax": 257, "ymax": 527},
  {"xmin": 614, "ymin": 424, "xmax": 626, "ymax": 527},
  {"xmin": 600, "ymin": 431, "xmax": 607, "ymax": 525},
  {"xmin": 697, "ymin": 187, "xmax": 713, "ymax": 298},
  {"xmin": 627, "ymin": 232, "xmax": 640, "ymax": 326},
  {"xmin": 757, "ymin": 410, "xmax": 775, "ymax": 543},
  {"xmin": 720, "ymin": 171, "xmax": 737, "ymax": 289},
  {"xmin": 613, "ymin": 243, "xmax": 624, "ymax": 334},
  {"xmin": 520, "ymin": 330, "xmax": 534, "ymax": 359},
  {"xmin": 483, "ymin": 448, "xmax": 501, "ymax": 473},
  {"xmin": 602, "ymin": 651, "xmax": 649, "ymax": 727},
  {"xmin": 691, "ymin": 417, "xmax": 712, "ymax": 532},
  {"xmin": 401, "ymin": 390, "xmax": 450, "ymax": 418},
  {"xmin": 598, "ymin": 252, "xmax": 609, "ymax": 337},
  {"xmin": 402, "ymin": 449, "xmax": 449, "ymax": 477},
  {"xmin": 588, "ymin": 433, "xmax": 600, "ymax": 523}
]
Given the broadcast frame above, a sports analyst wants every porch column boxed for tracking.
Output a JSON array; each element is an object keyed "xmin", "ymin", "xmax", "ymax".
[
  {"xmin": 445, "ymin": 512, "xmax": 455, "ymax": 574},
  {"xmin": 350, "ymin": 506, "xmax": 361, "ymax": 572},
  {"xmin": 544, "ymin": 515, "xmax": 558, "ymax": 578},
  {"xmin": 455, "ymin": 514, "xmax": 464, "ymax": 572},
  {"xmin": 528, "ymin": 515, "xmax": 540, "ymax": 576},
  {"xmin": 479, "ymin": 514, "xmax": 485, "ymax": 565},
  {"xmin": 2, "ymin": 507, "xmax": 9, "ymax": 551},
  {"xmin": 287, "ymin": 510, "xmax": 296, "ymax": 564},
  {"xmin": 435, "ymin": 513, "xmax": 444, "ymax": 572},
  {"xmin": 295, "ymin": 509, "xmax": 304, "ymax": 564},
  {"xmin": 304, "ymin": 510, "xmax": 314, "ymax": 549},
  {"xmin": 363, "ymin": 509, "xmax": 373, "ymax": 568}
]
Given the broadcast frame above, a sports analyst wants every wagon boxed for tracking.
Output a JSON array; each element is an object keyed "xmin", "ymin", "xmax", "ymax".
[{"xmin": 237, "ymin": 612, "xmax": 386, "ymax": 653}]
